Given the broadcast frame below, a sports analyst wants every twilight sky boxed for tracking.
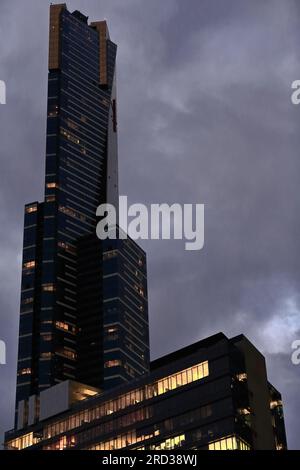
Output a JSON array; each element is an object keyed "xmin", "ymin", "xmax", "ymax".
[{"xmin": 0, "ymin": 0, "xmax": 300, "ymax": 449}]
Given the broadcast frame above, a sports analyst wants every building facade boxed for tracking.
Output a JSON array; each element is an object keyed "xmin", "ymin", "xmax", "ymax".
[
  {"xmin": 15, "ymin": 3, "xmax": 149, "ymax": 426},
  {"xmin": 5, "ymin": 333, "xmax": 287, "ymax": 450},
  {"xmin": 77, "ymin": 233, "xmax": 150, "ymax": 391}
]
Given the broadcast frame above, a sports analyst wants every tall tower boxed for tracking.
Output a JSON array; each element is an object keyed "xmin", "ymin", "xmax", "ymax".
[{"xmin": 16, "ymin": 4, "xmax": 149, "ymax": 426}]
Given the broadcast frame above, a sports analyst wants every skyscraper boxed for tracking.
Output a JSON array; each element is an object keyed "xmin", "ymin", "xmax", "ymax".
[
  {"xmin": 77, "ymin": 232, "xmax": 150, "ymax": 391},
  {"xmin": 16, "ymin": 3, "xmax": 149, "ymax": 425}
]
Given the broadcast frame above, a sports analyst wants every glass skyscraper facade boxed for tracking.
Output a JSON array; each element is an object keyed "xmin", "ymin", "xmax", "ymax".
[
  {"xmin": 77, "ymin": 233, "xmax": 150, "ymax": 391},
  {"xmin": 16, "ymin": 3, "xmax": 149, "ymax": 425}
]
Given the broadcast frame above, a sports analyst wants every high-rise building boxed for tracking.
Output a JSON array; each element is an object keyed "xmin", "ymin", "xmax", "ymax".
[
  {"xmin": 77, "ymin": 233, "xmax": 150, "ymax": 390},
  {"xmin": 16, "ymin": 3, "xmax": 149, "ymax": 424},
  {"xmin": 5, "ymin": 333, "xmax": 287, "ymax": 450},
  {"xmin": 7, "ymin": 4, "xmax": 287, "ymax": 451}
]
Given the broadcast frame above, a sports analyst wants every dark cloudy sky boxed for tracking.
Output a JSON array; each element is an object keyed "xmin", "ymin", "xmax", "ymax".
[{"xmin": 0, "ymin": 0, "xmax": 300, "ymax": 449}]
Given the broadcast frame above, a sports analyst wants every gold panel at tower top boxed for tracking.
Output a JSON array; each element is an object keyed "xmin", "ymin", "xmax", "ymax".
[
  {"xmin": 90, "ymin": 21, "xmax": 108, "ymax": 86},
  {"xmin": 49, "ymin": 4, "xmax": 66, "ymax": 70}
]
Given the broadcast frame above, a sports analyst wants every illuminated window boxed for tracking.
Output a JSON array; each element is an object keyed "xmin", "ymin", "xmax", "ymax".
[
  {"xmin": 26, "ymin": 205, "xmax": 38, "ymax": 214},
  {"xmin": 150, "ymin": 434, "xmax": 185, "ymax": 450},
  {"xmin": 107, "ymin": 327, "xmax": 118, "ymax": 334},
  {"xmin": 236, "ymin": 372, "xmax": 247, "ymax": 382},
  {"xmin": 208, "ymin": 436, "xmax": 250, "ymax": 451},
  {"xmin": 56, "ymin": 348, "xmax": 76, "ymax": 360},
  {"xmin": 59, "ymin": 205, "xmax": 86, "ymax": 221},
  {"xmin": 40, "ymin": 361, "xmax": 209, "ymax": 443},
  {"xmin": 46, "ymin": 182, "xmax": 58, "ymax": 189},
  {"xmin": 48, "ymin": 105, "xmax": 59, "ymax": 117},
  {"xmin": 5, "ymin": 432, "xmax": 39, "ymax": 450},
  {"xmin": 270, "ymin": 400, "xmax": 283, "ymax": 410},
  {"xmin": 23, "ymin": 297, "xmax": 34, "ymax": 305},
  {"xmin": 58, "ymin": 241, "xmax": 76, "ymax": 254},
  {"xmin": 42, "ymin": 284, "xmax": 55, "ymax": 292},
  {"xmin": 23, "ymin": 261, "xmax": 35, "ymax": 269},
  {"xmin": 40, "ymin": 352, "xmax": 52, "ymax": 360},
  {"xmin": 56, "ymin": 321, "xmax": 69, "ymax": 331},
  {"xmin": 103, "ymin": 250, "xmax": 118, "ymax": 260},
  {"xmin": 18, "ymin": 368, "xmax": 31, "ymax": 376},
  {"xmin": 238, "ymin": 407, "xmax": 251, "ymax": 415},
  {"xmin": 55, "ymin": 321, "xmax": 76, "ymax": 334},
  {"xmin": 60, "ymin": 127, "xmax": 80, "ymax": 144},
  {"xmin": 105, "ymin": 360, "xmax": 122, "ymax": 368},
  {"xmin": 156, "ymin": 360, "xmax": 209, "ymax": 396}
]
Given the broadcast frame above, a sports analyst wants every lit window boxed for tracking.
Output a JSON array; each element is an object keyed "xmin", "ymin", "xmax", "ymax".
[
  {"xmin": 26, "ymin": 205, "xmax": 38, "ymax": 214},
  {"xmin": 208, "ymin": 436, "xmax": 250, "ymax": 451},
  {"xmin": 56, "ymin": 348, "xmax": 76, "ymax": 360},
  {"xmin": 105, "ymin": 360, "xmax": 122, "ymax": 368},
  {"xmin": 238, "ymin": 407, "xmax": 251, "ymax": 415},
  {"xmin": 58, "ymin": 241, "xmax": 76, "ymax": 254},
  {"xmin": 40, "ymin": 352, "xmax": 52, "ymax": 360},
  {"xmin": 55, "ymin": 321, "xmax": 76, "ymax": 334},
  {"xmin": 236, "ymin": 372, "xmax": 247, "ymax": 382},
  {"xmin": 46, "ymin": 182, "xmax": 58, "ymax": 189},
  {"xmin": 33, "ymin": 360, "xmax": 210, "ymax": 444},
  {"xmin": 150, "ymin": 434, "xmax": 185, "ymax": 450},
  {"xmin": 270, "ymin": 400, "xmax": 282, "ymax": 409},
  {"xmin": 18, "ymin": 368, "xmax": 31, "ymax": 376},
  {"xmin": 23, "ymin": 261, "xmax": 35, "ymax": 269},
  {"xmin": 42, "ymin": 284, "xmax": 55, "ymax": 292},
  {"xmin": 6, "ymin": 432, "xmax": 37, "ymax": 450},
  {"xmin": 60, "ymin": 127, "xmax": 80, "ymax": 144},
  {"xmin": 48, "ymin": 105, "xmax": 59, "ymax": 117},
  {"xmin": 103, "ymin": 250, "xmax": 118, "ymax": 260},
  {"xmin": 107, "ymin": 327, "xmax": 118, "ymax": 334},
  {"xmin": 59, "ymin": 205, "xmax": 86, "ymax": 221}
]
